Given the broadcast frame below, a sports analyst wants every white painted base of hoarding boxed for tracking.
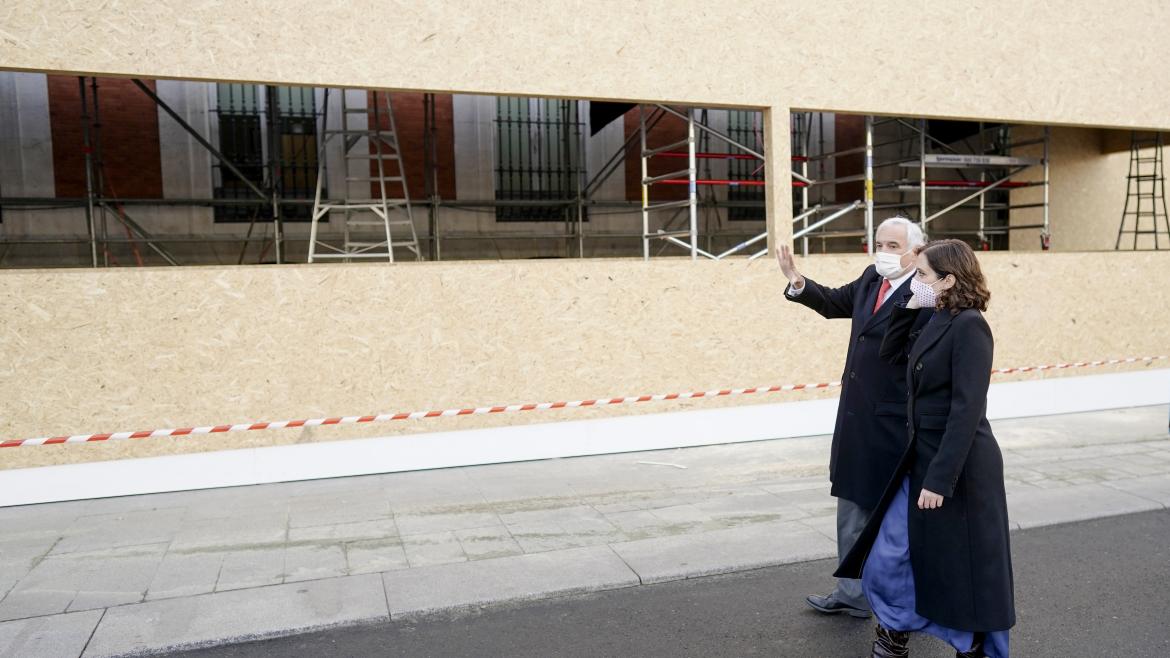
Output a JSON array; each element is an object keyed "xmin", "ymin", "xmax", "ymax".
[{"xmin": 3, "ymin": 369, "xmax": 1167, "ymax": 507}]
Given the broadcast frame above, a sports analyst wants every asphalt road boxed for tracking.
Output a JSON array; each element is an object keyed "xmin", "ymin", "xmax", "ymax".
[{"xmin": 173, "ymin": 509, "xmax": 1170, "ymax": 657}]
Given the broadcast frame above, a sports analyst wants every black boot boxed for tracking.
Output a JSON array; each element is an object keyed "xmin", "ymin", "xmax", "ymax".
[
  {"xmin": 955, "ymin": 633, "xmax": 985, "ymax": 657},
  {"xmin": 872, "ymin": 624, "xmax": 909, "ymax": 658}
]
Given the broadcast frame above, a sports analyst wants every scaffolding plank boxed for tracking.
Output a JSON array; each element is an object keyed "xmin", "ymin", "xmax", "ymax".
[{"xmin": 900, "ymin": 154, "xmax": 1041, "ymax": 168}]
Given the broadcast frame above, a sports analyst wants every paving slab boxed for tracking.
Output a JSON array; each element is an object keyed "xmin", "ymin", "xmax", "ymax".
[
  {"xmin": 52, "ymin": 509, "xmax": 185, "ymax": 555},
  {"xmin": 381, "ymin": 544, "xmax": 638, "ymax": 618},
  {"xmin": 692, "ymin": 487, "xmax": 811, "ymax": 524},
  {"xmin": 145, "ymin": 551, "xmax": 225, "ymax": 601},
  {"xmin": 604, "ymin": 509, "xmax": 677, "ymax": 540},
  {"xmin": 453, "ymin": 526, "xmax": 524, "ymax": 560},
  {"xmin": 0, "ymin": 506, "xmax": 84, "ymax": 543},
  {"xmin": 392, "ymin": 510, "xmax": 501, "ymax": 536},
  {"xmin": 282, "ymin": 544, "xmax": 347, "ymax": 583},
  {"xmin": 0, "ymin": 609, "xmax": 102, "ymax": 658},
  {"xmin": 213, "ymin": 548, "xmax": 284, "ymax": 592},
  {"xmin": 400, "ymin": 531, "xmax": 468, "ymax": 568},
  {"xmin": 286, "ymin": 495, "xmax": 391, "ymax": 529},
  {"xmin": 383, "ymin": 470, "xmax": 488, "ymax": 512},
  {"xmin": 82, "ymin": 574, "xmax": 388, "ymax": 658},
  {"xmin": 343, "ymin": 539, "xmax": 409, "ymax": 575},
  {"xmin": 1103, "ymin": 475, "xmax": 1170, "ymax": 507},
  {"xmin": 797, "ymin": 513, "xmax": 840, "ymax": 544},
  {"xmin": 610, "ymin": 519, "xmax": 836, "ymax": 584},
  {"xmin": 0, "ymin": 543, "xmax": 167, "ymax": 621},
  {"xmin": 169, "ymin": 515, "xmax": 287, "ymax": 552},
  {"xmin": 1007, "ymin": 482, "xmax": 1163, "ymax": 529},
  {"xmin": 286, "ymin": 519, "xmax": 397, "ymax": 543}
]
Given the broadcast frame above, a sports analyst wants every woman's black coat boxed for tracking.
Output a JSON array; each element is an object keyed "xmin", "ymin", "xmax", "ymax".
[{"xmin": 835, "ymin": 304, "xmax": 1016, "ymax": 632}]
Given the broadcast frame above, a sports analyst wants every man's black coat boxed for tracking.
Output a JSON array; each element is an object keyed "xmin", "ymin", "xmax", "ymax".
[{"xmin": 784, "ymin": 265, "xmax": 931, "ymax": 510}]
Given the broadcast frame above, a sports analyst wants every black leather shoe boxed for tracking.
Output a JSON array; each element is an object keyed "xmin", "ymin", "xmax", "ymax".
[
  {"xmin": 872, "ymin": 624, "xmax": 909, "ymax": 658},
  {"xmin": 805, "ymin": 593, "xmax": 872, "ymax": 618}
]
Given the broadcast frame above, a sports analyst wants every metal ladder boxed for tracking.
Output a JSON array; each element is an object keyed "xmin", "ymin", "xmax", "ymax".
[
  {"xmin": 309, "ymin": 88, "xmax": 421, "ymax": 262},
  {"xmin": 1116, "ymin": 132, "xmax": 1170, "ymax": 250}
]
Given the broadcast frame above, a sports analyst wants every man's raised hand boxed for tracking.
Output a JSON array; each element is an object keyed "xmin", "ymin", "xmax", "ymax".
[{"xmin": 776, "ymin": 244, "xmax": 804, "ymax": 288}]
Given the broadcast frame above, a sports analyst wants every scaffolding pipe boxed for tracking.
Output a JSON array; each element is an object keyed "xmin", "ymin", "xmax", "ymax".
[
  {"xmin": 90, "ymin": 78, "xmax": 110, "ymax": 265},
  {"xmin": 794, "ymin": 201, "xmax": 863, "ymax": 239},
  {"xmin": 809, "ymin": 174, "xmax": 867, "ymax": 186},
  {"xmin": 307, "ymin": 88, "xmax": 330, "ymax": 264},
  {"xmin": 663, "ymin": 234, "xmax": 717, "ymax": 259},
  {"xmin": 801, "ymin": 132, "xmax": 810, "ymax": 257},
  {"xmin": 97, "ymin": 203, "xmax": 180, "ymax": 265},
  {"xmin": 132, "ymin": 79, "xmax": 269, "ymax": 203},
  {"xmin": 264, "ymin": 85, "xmax": 284, "ymax": 264},
  {"xmin": 645, "ymin": 139, "xmax": 692, "ymax": 157},
  {"xmin": 655, "ymin": 179, "xmax": 766, "ymax": 187},
  {"xmin": 791, "ymin": 204, "xmax": 822, "ymax": 224},
  {"xmin": 919, "ymin": 119, "xmax": 927, "ymax": 226},
  {"xmin": 640, "ymin": 105, "xmax": 650, "ymax": 260},
  {"xmin": 644, "ymin": 169, "xmax": 693, "ymax": 185},
  {"xmin": 1042, "ymin": 126, "xmax": 1051, "ymax": 242},
  {"xmin": 77, "ymin": 77, "xmax": 98, "ymax": 267},
  {"xmin": 687, "ymin": 107, "xmax": 698, "ymax": 261},
  {"xmin": 715, "ymin": 231, "xmax": 768, "ymax": 259},
  {"xmin": 582, "ymin": 107, "xmax": 666, "ymax": 199},
  {"xmin": 865, "ymin": 115, "xmax": 874, "ymax": 255},
  {"xmin": 923, "ymin": 166, "xmax": 1030, "ymax": 224},
  {"xmin": 654, "ymin": 151, "xmax": 760, "ymax": 160},
  {"xmin": 656, "ymin": 105, "xmax": 765, "ymax": 160}
]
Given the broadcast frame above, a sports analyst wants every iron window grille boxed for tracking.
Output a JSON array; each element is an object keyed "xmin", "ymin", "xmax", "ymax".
[
  {"xmin": 212, "ymin": 84, "xmax": 323, "ymax": 222},
  {"xmin": 494, "ymin": 96, "xmax": 585, "ymax": 222}
]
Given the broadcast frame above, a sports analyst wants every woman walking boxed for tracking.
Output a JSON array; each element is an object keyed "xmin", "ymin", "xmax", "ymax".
[{"xmin": 836, "ymin": 239, "xmax": 1015, "ymax": 657}]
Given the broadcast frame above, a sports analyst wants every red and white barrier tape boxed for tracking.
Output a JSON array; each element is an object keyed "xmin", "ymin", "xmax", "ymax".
[
  {"xmin": 2, "ymin": 355, "xmax": 1165, "ymax": 448},
  {"xmin": 990, "ymin": 355, "xmax": 1165, "ymax": 375}
]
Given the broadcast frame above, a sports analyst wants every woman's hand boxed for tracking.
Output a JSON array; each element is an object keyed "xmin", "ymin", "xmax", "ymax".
[
  {"xmin": 918, "ymin": 488, "xmax": 944, "ymax": 510},
  {"xmin": 775, "ymin": 245, "xmax": 804, "ymax": 289}
]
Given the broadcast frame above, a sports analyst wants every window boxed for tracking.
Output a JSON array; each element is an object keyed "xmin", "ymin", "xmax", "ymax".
[
  {"xmin": 494, "ymin": 97, "xmax": 584, "ymax": 222},
  {"xmin": 726, "ymin": 109, "xmax": 765, "ymax": 221},
  {"xmin": 212, "ymin": 84, "xmax": 322, "ymax": 221}
]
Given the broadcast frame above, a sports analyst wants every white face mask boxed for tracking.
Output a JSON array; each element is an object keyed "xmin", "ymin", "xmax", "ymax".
[
  {"xmin": 874, "ymin": 251, "xmax": 909, "ymax": 279},
  {"xmin": 910, "ymin": 277, "xmax": 944, "ymax": 307}
]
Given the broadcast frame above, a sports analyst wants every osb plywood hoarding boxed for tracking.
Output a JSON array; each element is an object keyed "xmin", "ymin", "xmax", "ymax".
[{"xmin": 3, "ymin": 252, "xmax": 1167, "ymax": 469}]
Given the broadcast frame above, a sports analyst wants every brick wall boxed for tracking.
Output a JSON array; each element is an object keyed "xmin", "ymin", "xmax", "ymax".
[
  {"xmin": 834, "ymin": 113, "xmax": 865, "ymax": 206},
  {"xmin": 367, "ymin": 92, "xmax": 455, "ymax": 200},
  {"xmin": 47, "ymin": 75, "xmax": 164, "ymax": 198}
]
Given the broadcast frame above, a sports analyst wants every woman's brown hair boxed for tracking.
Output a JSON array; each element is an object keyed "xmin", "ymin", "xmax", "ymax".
[{"xmin": 915, "ymin": 239, "xmax": 991, "ymax": 312}]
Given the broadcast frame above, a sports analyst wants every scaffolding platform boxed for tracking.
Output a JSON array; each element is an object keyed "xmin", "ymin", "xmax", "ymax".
[{"xmin": 900, "ymin": 154, "xmax": 1042, "ymax": 168}]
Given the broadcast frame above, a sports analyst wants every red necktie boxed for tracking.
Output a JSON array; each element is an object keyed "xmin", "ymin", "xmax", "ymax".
[{"xmin": 873, "ymin": 279, "xmax": 892, "ymax": 314}]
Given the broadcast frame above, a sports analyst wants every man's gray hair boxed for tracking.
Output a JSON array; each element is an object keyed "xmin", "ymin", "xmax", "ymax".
[{"xmin": 876, "ymin": 215, "xmax": 927, "ymax": 248}]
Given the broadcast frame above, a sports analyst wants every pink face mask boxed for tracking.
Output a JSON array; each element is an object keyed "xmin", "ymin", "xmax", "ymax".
[{"xmin": 910, "ymin": 277, "xmax": 943, "ymax": 307}]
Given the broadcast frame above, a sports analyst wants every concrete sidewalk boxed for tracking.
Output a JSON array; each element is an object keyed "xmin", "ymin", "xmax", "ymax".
[{"xmin": 2, "ymin": 406, "xmax": 1169, "ymax": 657}]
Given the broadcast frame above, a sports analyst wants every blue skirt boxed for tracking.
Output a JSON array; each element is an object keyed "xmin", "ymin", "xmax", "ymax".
[{"xmin": 862, "ymin": 476, "xmax": 1010, "ymax": 657}]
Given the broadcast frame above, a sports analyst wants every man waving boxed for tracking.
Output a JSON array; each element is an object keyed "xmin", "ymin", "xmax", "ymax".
[{"xmin": 776, "ymin": 216, "xmax": 931, "ymax": 619}]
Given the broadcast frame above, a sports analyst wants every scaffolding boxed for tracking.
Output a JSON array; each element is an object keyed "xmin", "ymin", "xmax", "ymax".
[
  {"xmin": 0, "ymin": 79, "xmax": 1058, "ymax": 266},
  {"xmin": 794, "ymin": 117, "xmax": 1051, "ymax": 252},
  {"xmin": 82, "ymin": 78, "xmax": 181, "ymax": 267},
  {"xmin": 872, "ymin": 118, "xmax": 1050, "ymax": 249},
  {"xmin": 635, "ymin": 103, "xmax": 821, "ymax": 261}
]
